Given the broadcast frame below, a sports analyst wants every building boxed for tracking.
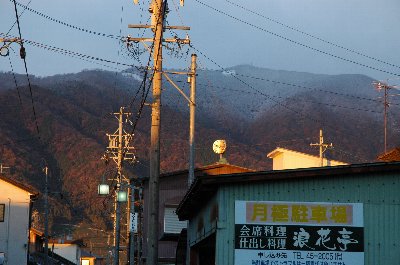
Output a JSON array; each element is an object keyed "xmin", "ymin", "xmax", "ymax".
[
  {"xmin": 49, "ymin": 238, "xmax": 85, "ymax": 265},
  {"xmin": 378, "ymin": 147, "xmax": 400, "ymax": 162},
  {"xmin": 267, "ymin": 147, "xmax": 348, "ymax": 170},
  {"xmin": 142, "ymin": 162, "xmax": 254, "ymax": 264},
  {"xmin": 0, "ymin": 174, "xmax": 38, "ymax": 265},
  {"xmin": 177, "ymin": 162, "xmax": 400, "ymax": 265}
]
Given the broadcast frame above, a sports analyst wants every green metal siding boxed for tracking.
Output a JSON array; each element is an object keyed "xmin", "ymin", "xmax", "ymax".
[
  {"xmin": 214, "ymin": 172, "xmax": 400, "ymax": 265},
  {"xmin": 188, "ymin": 194, "xmax": 218, "ymax": 247}
]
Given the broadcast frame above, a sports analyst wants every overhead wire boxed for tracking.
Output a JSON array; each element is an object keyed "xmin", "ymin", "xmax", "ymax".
[
  {"xmin": 193, "ymin": 0, "xmax": 400, "ymax": 78},
  {"xmin": 224, "ymin": 0, "xmax": 400, "ymax": 71},
  {"xmin": 172, "ymin": 73, "xmax": 384, "ymax": 115},
  {"xmin": 7, "ymin": 55, "xmax": 22, "ymax": 105},
  {"xmin": 12, "ymin": 0, "xmax": 40, "ymax": 135},
  {"xmin": 0, "ymin": 33, "xmax": 144, "ymax": 71},
  {"xmin": 229, "ymin": 72, "xmax": 398, "ymax": 106},
  {"xmin": 6, "ymin": 0, "xmax": 32, "ymax": 36},
  {"xmin": 10, "ymin": 0, "xmax": 122, "ymax": 40},
  {"xmin": 193, "ymin": 66, "xmax": 400, "ymax": 108},
  {"xmin": 193, "ymin": 81, "xmax": 383, "ymax": 114},
  {"xmin": 190, "ymin": 45, "xmax": 375, "ymax": 162}
]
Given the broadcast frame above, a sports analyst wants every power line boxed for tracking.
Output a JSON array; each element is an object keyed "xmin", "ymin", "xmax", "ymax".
[
  {"xmin": 190, "ymin": 44, "xmax": 376, "ymax": 159},
  {"xmin": 224, "ymin": 0, "xmax": 400, "ymax": 71},
  {"xmin": 228, "ymin": 72, "xmax": 398, "ymax": 106},
  {"xmin": 0, "ymin": 33, "xmax": 144, "ymax": 71},
  {"xmin": 192, "ymin": 66, "xmax": 400, "ymax": 107},
  {"xmin": 7, "ymin": 55, "xmax": 22, "ymax": 105},
  {"xmin": 12, "ymin": 0, "xmax": 40, "ymax": 135},
  {"xmin": 6, "ymin": 0, "xmax": 32, "ymax": 36},
  {"xmin": 193, "ymin": 0, "xmax": 400, "ymax": 78},
  {"xmin": 194, "ymin": 81, "xmax": 382, "ymax": 114},
  {"xmin": 10, "ymin": 0, "xmax": 122, "ymax": 40}
]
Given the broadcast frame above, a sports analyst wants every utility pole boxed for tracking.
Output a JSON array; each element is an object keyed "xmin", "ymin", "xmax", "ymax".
[
  {"xmin": 310, "ymin": 129, "xmax": 333, "ymax": 167},
  {"xmin": 106, "ymin": 107, "xmax": 135, "ymax": 265},
  {"xmin": 43, "ymin": 165, "xmax": 49, "ymax": 265},
  {"xmin": 373, "ymin": 81, "xmax": 399, "ymax": 153},
  {"xmin": 188, "ymin": 54, "xmax": 197, "ymax": 186},
  {"xmin": 127, "ymin": 1, "xmax": 190, "ymax": 263}
]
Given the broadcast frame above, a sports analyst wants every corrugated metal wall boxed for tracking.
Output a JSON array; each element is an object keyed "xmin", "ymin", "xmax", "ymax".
[
  {"xmin": 211, "ymin": 172, "xmax": 400, "ymax": 264},
  {"xmin": 188, "ymin": 194, "xmax": 218, "ymax": 247}
]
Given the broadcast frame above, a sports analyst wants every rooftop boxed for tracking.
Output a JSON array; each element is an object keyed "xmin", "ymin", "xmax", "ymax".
[{"xmin": 177, "ymin": 162, "xmax": 400, "ymax": 220}]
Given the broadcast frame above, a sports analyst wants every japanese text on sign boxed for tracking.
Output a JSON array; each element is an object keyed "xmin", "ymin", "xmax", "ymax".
[{"xmin": 235, "ymin": 201, "xmax": 363, "ymax": 265}]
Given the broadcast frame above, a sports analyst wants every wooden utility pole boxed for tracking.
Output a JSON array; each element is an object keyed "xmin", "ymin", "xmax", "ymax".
[
  {"xmin": 310, "ymin": 129, "xmax": 333, "ymax": 167},
  {"xmin": 128, "ymin": 0, "xmax": 190, "ymax": 263},
  {"xmin": 188, "ymin": 54, "xmax": 197, "ymax": 186},
  {"xmin": 148, "ymin": 1, "xmax": 164, "ymax": 263}
]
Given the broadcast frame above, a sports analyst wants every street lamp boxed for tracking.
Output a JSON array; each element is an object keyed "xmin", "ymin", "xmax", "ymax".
[
  {"xmin": 117, "ymin": 190, "xmax": 127, "ymax": 202},
  {"xmin": 98, "ymin": 175, "xmax": 110, "ymax": 196}
]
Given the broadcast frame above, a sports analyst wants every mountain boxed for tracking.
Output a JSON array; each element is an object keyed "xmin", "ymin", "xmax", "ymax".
[{"xmin": 0, "ymin": 65, "xmax": 398, "ymax": 256}]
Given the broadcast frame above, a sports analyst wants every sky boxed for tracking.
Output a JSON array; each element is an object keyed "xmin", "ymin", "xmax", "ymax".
[{"xmin": 1, "ymin": 0, "xmax": 400, "ymax": 82}]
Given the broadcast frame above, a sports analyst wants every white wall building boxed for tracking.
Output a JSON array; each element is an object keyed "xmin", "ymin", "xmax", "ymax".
[
  {"xmin": 51, "ymin": 241, "xmax": 82, "ymax": 264},
  {"xmin": 0, "ymin": 175, "xmax": 38, "ymax": 265},
  {"xmin": 267, "ymin": 147, "xmax": 348, "ymax": 170}
]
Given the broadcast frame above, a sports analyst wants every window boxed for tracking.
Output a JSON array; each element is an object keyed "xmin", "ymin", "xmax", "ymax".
[
  {"xmin": 164, "ymin": 207, "xmax": 187, "ymax": 234},
  {"xmin": 0, "ymin": 204, "xmax": 4, "ymax": 222},
  {"xmin": 81, "ymin": 259, "xmax": 90, "ymax": 265}
]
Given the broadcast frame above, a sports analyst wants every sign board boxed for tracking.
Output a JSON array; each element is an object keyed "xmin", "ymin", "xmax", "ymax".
[
  {"xmin": 235, "ymin": 201, "xmax": 364, "ymax": 265},
  {"xmin": 0, "ymin": 204, "xmax": 4, "ymax": 222},
  {"xmin": 130, "ymin": 212, "xmax": 138, "ymax": 233}
]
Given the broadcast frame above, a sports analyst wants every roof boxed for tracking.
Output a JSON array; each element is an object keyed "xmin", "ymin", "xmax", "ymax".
[
  {"xmin": 30, "ymin": 227, "xmax": 44, "ymax": 237},
  {"xmin": 49, "ymin": 238, "xmax": 85, "ymax": 247},
  {"xmin": 146, "ymin": 163, "xmax": 255, "ymax": 180},
  {"xmin": 176, "ymin": 162, "xmax": 400, "ymax": 220},
  {"xmin": 81, "ymin": 250, "xmax": 103, "ymax": 259},
  {"xmin": 267, "ymin": 147, "xmax": 347, "ymax": 164},
  {"xmin": 378, "ymin": 147, "xmax": 400, "ymax": 162},
  {"xmin": 0, "ymin": 174, "xmax": 39, "ymax": 196}
]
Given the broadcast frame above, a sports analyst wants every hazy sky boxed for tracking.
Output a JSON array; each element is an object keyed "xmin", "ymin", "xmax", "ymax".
[{"xmin": 1, "ymin": 0, "xmax": 399, "ymax": 81}]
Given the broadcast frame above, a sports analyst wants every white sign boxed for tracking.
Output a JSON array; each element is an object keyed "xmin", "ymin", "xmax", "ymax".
[
  {"xmin": 235, "ymin": 201, "xmax": 364, "ymax": 265},
  {"xmin": 130, "ymin": 212, "xmax": 138, "ymax": 233}
]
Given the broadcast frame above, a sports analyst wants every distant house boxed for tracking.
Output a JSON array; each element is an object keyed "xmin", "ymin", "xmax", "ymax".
[
  {"xmin": 267, "ymin": 147, "xmax": 348, "ymax": 170},
  {"xmin": 142, "ymin": 162, "xmax": 255, "ymax": 264},
  {"xmin": 377, "ymin": 147, "xmax": 400, "ymax": 162},
  {"xmin": 49, "ymin": 238, "xmax": 85, "ymax": 265},
  {"xmin": 0, "ymin": 174, "xmax": 38, "ymax": 265}
]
